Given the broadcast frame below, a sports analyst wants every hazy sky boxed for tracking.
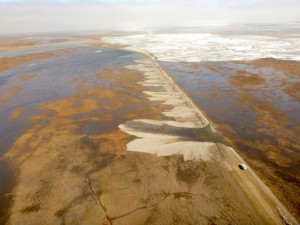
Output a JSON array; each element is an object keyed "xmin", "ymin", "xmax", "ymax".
[{"xmin": 0, "ymin": 0, "xmax": 300, "ymax": 35}]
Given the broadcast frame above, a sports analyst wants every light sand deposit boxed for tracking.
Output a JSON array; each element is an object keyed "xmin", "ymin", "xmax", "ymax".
[
  {"xmin": 120, "ymin": 57, "xmax": 217, "ymax": 161},
  {"xmin": 125, "ymin": 59, "xmax": 208, "ymax": 127}
]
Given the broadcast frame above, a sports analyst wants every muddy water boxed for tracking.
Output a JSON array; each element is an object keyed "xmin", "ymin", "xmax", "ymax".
[
  {"xmin": 161, "ymin": 60, "xmax": 300, "ymax": 216},
  {"xmin": 0, "ymin": 46, "xmax": 140, "ymax": 223}
]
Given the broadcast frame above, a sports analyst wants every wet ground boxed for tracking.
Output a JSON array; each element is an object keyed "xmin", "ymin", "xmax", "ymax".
[
  {"xmin": 0, "ymin": 42, "xmax": 142, "ymax": 223},
  {"xmin": 161, "ymin": 59, "xmax": 300, "ymax": 217},
  {"xmin": 0, "ymin": 46, "xmax": 139, "ymax": 154}
]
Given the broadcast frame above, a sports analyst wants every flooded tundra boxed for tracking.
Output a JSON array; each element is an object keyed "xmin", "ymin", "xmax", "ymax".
[
  {"xmin": 104, "ymin": 26, "xmax": 300, "ymax": 222},
  {"xmin": 160, "ymin": 59, "xmax": 300, "ymax": 216},
  {"xmin": 0, "ymin": 35, "xmax": 298, "ymax": 225}
]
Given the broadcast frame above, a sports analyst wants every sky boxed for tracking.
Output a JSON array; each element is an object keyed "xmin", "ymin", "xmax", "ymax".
[{"xmin": 0, "ymin": 0, "xmax": 300, "ymax": 35}]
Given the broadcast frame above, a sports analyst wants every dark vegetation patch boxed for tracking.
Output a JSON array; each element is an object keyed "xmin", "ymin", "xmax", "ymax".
[
  {"xmin": 176, "ymin": 159, "xmax": 205, "ymax": 184},
  {"xmin": 21, "ymin": 204, "xmax": 41, "ymax": 214}
]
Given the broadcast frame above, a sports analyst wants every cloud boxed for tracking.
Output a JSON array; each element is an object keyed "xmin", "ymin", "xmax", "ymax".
[{"xmin": 0, "ymin": 0, "xmax": 299, "ymax": 35}]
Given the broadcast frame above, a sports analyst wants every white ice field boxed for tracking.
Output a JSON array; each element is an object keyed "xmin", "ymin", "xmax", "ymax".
[{"xmin": 103, "ymin": 32, "xmax": 300, "ymax": 62}]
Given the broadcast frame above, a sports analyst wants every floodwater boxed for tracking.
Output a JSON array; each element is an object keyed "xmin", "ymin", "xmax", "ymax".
[
  {"xmin": 0, "ymin": 45, "xmax": 141, "ymax": 223},
  {"xmin": 161, "ymin": 60, "xmax": 300, "ymax": 214},
  {"xmin": 0, "ymin": 46, "xmax": 139, "ymax": 154}
]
